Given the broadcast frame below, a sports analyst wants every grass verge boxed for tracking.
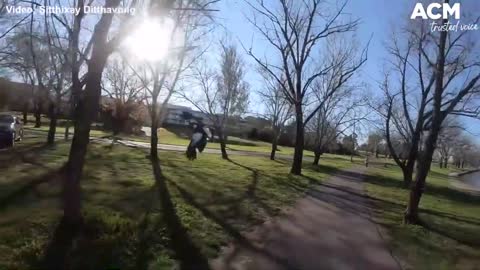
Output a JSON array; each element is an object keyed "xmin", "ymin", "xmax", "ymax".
[
  {"xmin": 365, "ymin": 163, "xmax": 480, "ymax": 270},
  {"xmin": 0, "ymin": 138, "xmax": 351, "ymax": 269}
]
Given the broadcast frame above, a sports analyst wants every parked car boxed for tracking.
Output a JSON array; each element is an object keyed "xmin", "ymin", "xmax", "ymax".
[{"xmin": 0, "ymin": 114, "xmax": 23, "ymax": 147}]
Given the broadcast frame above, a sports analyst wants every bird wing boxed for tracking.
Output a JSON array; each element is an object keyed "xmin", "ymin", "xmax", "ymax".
[{"xmin": 190, "ymin": 132, "xmax": 203, "ymax": 147}]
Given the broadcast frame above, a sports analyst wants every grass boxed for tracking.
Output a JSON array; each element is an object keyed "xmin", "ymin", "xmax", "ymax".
[
  {"xmin": 0, "ymin": 137, "xmax": 352, "ymax": 269},
  {"xmin": 117, "ymin": 127, "xmax": 309, "ymax": 156},
  {"xmin": 18, "ymin": 113, "xmax": 314, "ymax": 156},
  {"xmin": 365, "ymin": 161, "xmax": 480, "ymax": 270},
  {"xmin": 24, "ymin": 124, "xmax": 109, "ymax": 138}
]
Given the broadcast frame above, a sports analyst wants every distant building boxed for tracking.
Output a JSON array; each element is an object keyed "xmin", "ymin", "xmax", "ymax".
[
  {"xmin": 162, "ymin": 104, "xmax": 213, "ymax": 126},
  {"xmin": 0, "ymin": 78, "xmax": 47, "ymax": 113}
]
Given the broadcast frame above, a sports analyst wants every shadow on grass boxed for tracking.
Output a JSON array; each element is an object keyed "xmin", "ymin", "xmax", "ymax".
[
  {"xmin": 226, "ymin": 159, "xmax": 259, "ymax": 199},
  {"xmin": 366, "ymin": 171, "xmax": 480, "ymax": 205},
  {"xmin": 150, "ymin": 159, "xmax": 210, "ymax": 270},
  {"xmin": 168, "ymin": 158, "xmax": 278, "ymax": 222},
  {"xmin": 42, "ymin": 214, "xmax": 82, "ymax": 269},
  {"xmin": 0, "ymin": 142, "xmax": 54, "ymax": 169},
  {"xmin": 420, "ymin": 218, "xmax": 480, "ymax": 248},
  {"xmin": 304, "ymin": 163, "xmax": 340, "ymax": 176},
  {"xmin": 365, "ymin": 171, "xmax": 480, "ymax": 248},
  {"xmin": 0, "ymin": 164, "xmax": 65, "ymax": 210},
  {"xmin": 167, "ymin": 178, "xmax": 300, "ymax": 270}
]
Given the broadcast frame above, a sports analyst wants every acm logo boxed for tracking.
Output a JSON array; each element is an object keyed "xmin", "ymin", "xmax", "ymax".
[{"xmin": 410, "ymin": 3, "xmax": 461, "ymax": 20}]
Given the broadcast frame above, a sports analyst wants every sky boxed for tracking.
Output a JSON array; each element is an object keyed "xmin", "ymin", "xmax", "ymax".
[{"xmin": 214, "ymin": 0, "xmax": 480, "ymax": 141}]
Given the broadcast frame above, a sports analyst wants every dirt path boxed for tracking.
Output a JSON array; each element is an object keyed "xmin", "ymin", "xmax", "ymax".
[{"xmin": 211, "ymin": 167, "xmax": 401, "ymax": 270}]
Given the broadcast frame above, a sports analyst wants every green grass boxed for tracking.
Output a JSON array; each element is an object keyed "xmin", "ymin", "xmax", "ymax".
[
  {"xmin": 24, "ymin": 124, "xmax": 109, "ymax": 138},
  {"xmin": 0, "ymin": 137, "xmax": 352, "ymax": 269},
  {"xmin": 117, "ymin": 127, "xmax": 308, "ymax": 156},
  {"xmin": 365, "ymin": 161, "xmax": 480, "ymax": 270},
  {"xmin": 19, "ymin": 113, "xmax": 312, "ymax": 156}
]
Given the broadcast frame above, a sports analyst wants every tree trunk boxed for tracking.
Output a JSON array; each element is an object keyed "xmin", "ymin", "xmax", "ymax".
[
  {"xmin": 404, "ymin": 148, "xmax": 434, "ymax": 224},
  {"xmin": 63, "ymin": 69, "xmax": 104, "ymax": 223},
  {"xmin": 47, "ymin": 102, "xmax": 57, "ymax": 145},
  {"xmin": 313, "ymin": 148, "xmax": 322, "ymax": 166},
  {"xmin": 34, "ymin": 102, "xmax": 42, "ymax": 128},
  {"xmin": 444, "ymin": 158, "xmax": 448, "ymax": 169},
  {"xmin": 405, "ymin": 12, "xmax": 448, "ymax": 224},
  {"xmin": 291, "ymin": 104, "xmax": 304, "ymax": 175},
  {"xmin": 270, "ymin": 135, "xmax": 278, "ymax": 160},
  {"xmin": 218, "ymin": 128, "xmax": 229, "ymax": 160},
  {"xmin": 402, "ymin": 165, "xmax": 414, "ymax": 188},
  {"xmin": 439, "ymin": 160, "xmax": 443, "ymax": 168},
  {"xmin": 61, "ymin": 10, "xmax": 115, "ymax": 229},
  {"xmin": 64, "ymin": 123, "xmax": 70, "ymax": 140},
  {"xmin": 150, "ymin": 115, "xmax": 159, "ymax": 160},
  {"xmin": 23, "ymin": 103, "xmax": 28, "ymax": 124}
]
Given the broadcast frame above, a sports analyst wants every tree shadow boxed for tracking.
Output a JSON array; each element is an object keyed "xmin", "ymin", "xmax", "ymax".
[
  {"xmin": 365, "ymin": 172, "xmax": 480, "ymax": 205},
  {"xmin": 362, "ymin": 171, "xmax": 480, "ymax": 248},
  {"xmin": 226, "ymin": 159, "xmax": 259, "ymax": 199},
  {"xmin": 150, "ymin": 159, "xmax": 210, "ymax": 270},
  {"xmin": 167, "ymin": 158, "xmax": 278, "ymax": 222},
  {"xmin": 0, "ymin": 164, "xmax": 65, "ymax": 210},
  {"xmin": 133, "ymin": 184, "xmax": 163, "ymax": 270},
  {"xmin": 363, "ymin": 173, "xmax": 409, "ymax": 190},
  {"xmin": 425, "ymin": 184, "xmax": 480, "ymax": 205},
  {"xmin": 0, "ymin": 142, "xmax": 53, "ymax": 169},
  {"xmin": 303, "ymin": 163, "xmax": 339, "ymax": 176},
  {"xmin": 421, "ymin": 209, "xmax": 480, "ymax": 227},
  {"xmin": 42, "ymin": 215, "xmax": 82, "ymax": 269},
  {"xmin": 167, "ymin": 179, "xmax": 301, "ymax": 270},
  {"xmin": 419, "ymin": 218, "xmax": 480, "ymax": 248}
]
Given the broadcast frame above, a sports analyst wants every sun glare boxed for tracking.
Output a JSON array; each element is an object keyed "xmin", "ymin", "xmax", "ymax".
[{"xmin": 124, "ymin": 18, "xmax": 175, "ymax": 62}]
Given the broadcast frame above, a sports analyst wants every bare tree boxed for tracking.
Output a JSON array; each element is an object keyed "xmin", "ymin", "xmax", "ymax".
[
  {"xmin": 436, "ymin": 119, "xmax": 463, "ymax": 168},
  {"xmin": 132, "ymin": 0, "xmax": 214, "ymax": 160},
  {"xmin": 401, "ymin": 1, "xmax": 480, "ymax": 224},
  {"xmin": 183, "ymin": 43, "xmax": 249, "ymax": 159},
  {"xmin": 1, "ymin": 30, "xmax": 39, "ymax": 124},
  {"xmin": 0, "ymin": 0, "xmax": 31, "ymax": 40},
  {"xmin": 461, "ymin": 141, "xmax": 480, "ymax": 168},
  {"xmin": 35, "ymin": 10, "xmax": 71, "ymax": 145},
  {"xmin": 379, "ymin": 24, "xmax": 436, "ymax": 187},
  {"xmin": 307, "ymin": 85, "xmax": 364, "ymax": 165},
  {"xmin": 244, "ymin": 0, "xmax": 367, "ymax": 174},
  {"xmin": 367, "ymin": 132, "xmax": 383, "ymax": 158},
  {"xmin": 306, "ymin": 37, "xmax": 368, "ymax": 165},
  {"xmin": 258, "ymin": 69, "xmax": 293, "ymax": 160},
  {"xmin": 1, "ymin": 26, "xmax": 49, "ymax": 128},
  {"xmin": 42, "ymin": 0, "xmax": 144, "ymax": 266},
  {"xmin": 102, "ymin": 55, "xmax": 144, "ymax": 135}
]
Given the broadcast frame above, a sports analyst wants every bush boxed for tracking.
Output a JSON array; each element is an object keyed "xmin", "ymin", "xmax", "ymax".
[
  {"xmin": 257, "ymin": 128, "xmax": 273, "ymax": 143},
  {"xmin": 248, "ymin": 128, "xmax": 258, "ymax": 140}
]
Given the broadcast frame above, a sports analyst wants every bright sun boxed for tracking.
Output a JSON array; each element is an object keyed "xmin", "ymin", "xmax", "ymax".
[{"xmin": 124, "ymin": 18, "xmax": 175, "ymax": 62}]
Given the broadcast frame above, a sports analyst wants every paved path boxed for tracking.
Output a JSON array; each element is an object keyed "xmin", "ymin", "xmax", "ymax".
[{"xmin": 211, "ymin": 167, "xmax": 400, "ymax": 270}]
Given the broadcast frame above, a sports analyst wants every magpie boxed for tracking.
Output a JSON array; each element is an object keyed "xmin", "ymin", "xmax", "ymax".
[{"xmin": 186, "ymin": 123, "xmax": 211, "ymax": 160}]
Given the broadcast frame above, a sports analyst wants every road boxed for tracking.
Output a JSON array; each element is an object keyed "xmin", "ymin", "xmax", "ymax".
[{"xmin": 211, "ymin": 167, "xmax": 401, "ymax": 270}]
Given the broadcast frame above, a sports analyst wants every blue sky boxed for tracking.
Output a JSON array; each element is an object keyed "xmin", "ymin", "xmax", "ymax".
[{"xmin": 215, "ymin": 0, "xmax": 480, "ymax": 140}]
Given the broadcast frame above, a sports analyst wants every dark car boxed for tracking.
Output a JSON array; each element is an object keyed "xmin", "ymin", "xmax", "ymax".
[{"xmin": 0, "ymin": 114, "xmax": 23, "ymax": 147}]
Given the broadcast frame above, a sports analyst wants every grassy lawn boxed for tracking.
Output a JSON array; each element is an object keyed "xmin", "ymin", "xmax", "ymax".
[
  {"xmin": 18, "ymin": 113, "xmax": 315, "ymax": 156},
  {"xmin": 22, "ymin": 116, "xmax": 309, "ymax": 156},
  {"xmin": 117, "ymin": 128, "xmax": 310, "ymax": 156},
  {"xmin": 365, "ymin": 162, "xmax": 480, "ymax": 270},
  {"xmin": 24, "ymin": 124, "xmax": 109, "ymax": 138},
  {"xmin": 0, "ymin": 137, "xmax": 352, "ymax": 269}
]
